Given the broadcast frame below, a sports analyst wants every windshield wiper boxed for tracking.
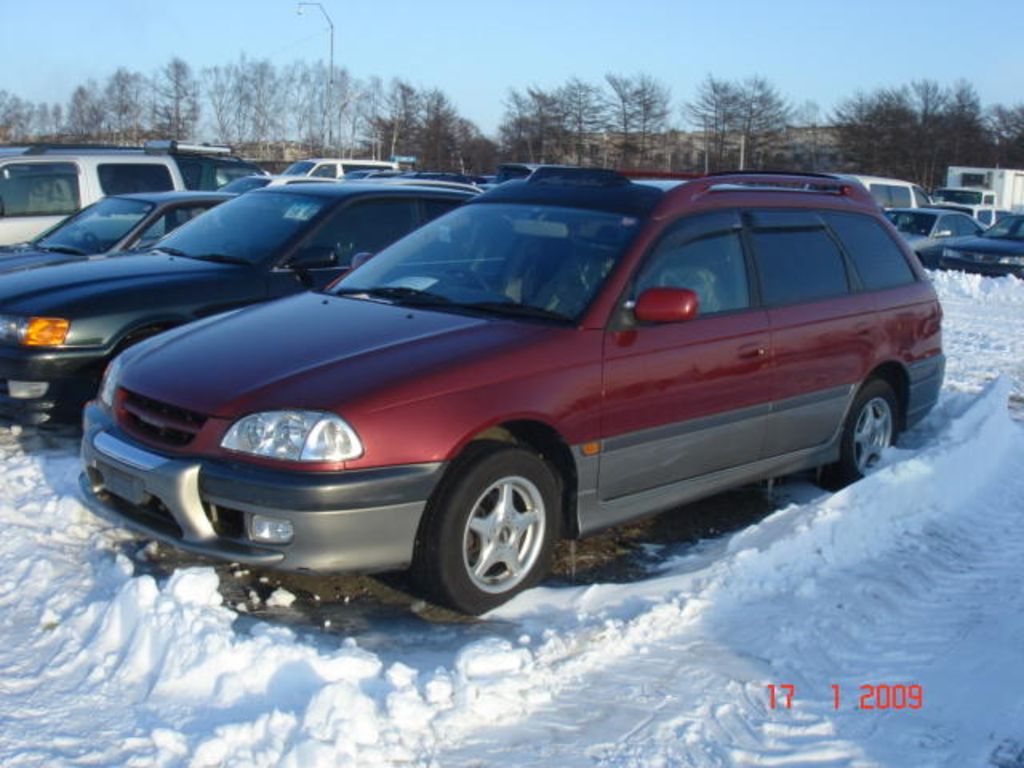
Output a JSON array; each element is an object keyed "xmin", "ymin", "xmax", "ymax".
[
  {"xmin": 152, "ymin": 246, "xmax": 189, "ymax": 257},
  {"xmin": 457, "ymin": 300, "xmax": 572, "ymax": 323},
  {"xmin": 186, "ymin": 252, "xmax": 252, "ymax": 265},
  {"xmin": 336, "ymin": 286, "xmax": 453, "ymax": 306},
  {"xmin": 38, "ymin": 244, "xmax": 86, "ymax": 255}
]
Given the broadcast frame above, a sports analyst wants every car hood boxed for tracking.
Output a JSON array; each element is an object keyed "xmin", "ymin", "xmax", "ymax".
[
  {"xmin": 0, "ymin": 248, "xmax": 87, "ymax": 275},
  {"xmin": 120, "ymin": 292, "xmax": 549, "ymax": 418},
  {"xmin": 945, "ymin": 236, "xmax": 1024, "ymax": 256},
  {"xmin": 0, "ymin": 252, "xmax": 238, "ymax": 314}
]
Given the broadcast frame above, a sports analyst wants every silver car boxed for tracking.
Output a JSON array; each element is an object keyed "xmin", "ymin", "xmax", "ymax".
[{"xmin": 885, "ymin": 207, "xmax": 982, "ymax": 268}]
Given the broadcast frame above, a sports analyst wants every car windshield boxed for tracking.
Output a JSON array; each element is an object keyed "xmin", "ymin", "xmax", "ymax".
[
  {"xmin": 36, "ymin": 197, "xmax": 154, "ymax": 254},
  {"xmin": 154, "ymin": 190, "xmax": 328, "ymax": 264},
  {"xmin": 885, "ymin": 211, "xmax": 936, "ymax": 236},
  {"xmin": 333, "ymin": 203, "xmax": 640, "ymax": 322},
  {"xmin": 933, "ymin": 188, "xmax": 984, "ymax": 205},
  {"xmin": 982, "ymin": 215, "xmax": 1024, "ymax": 240},
  {"xmin": 282, "ymin": 161, "xmax": 315, "ymax": 176}
]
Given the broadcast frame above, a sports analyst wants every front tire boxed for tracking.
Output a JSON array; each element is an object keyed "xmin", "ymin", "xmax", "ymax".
[
  {"xmin": 411, "ymin": 442, "xmax": 561, "ymax": 615},
  {"xmin": 822, "ymin": 379, "xmax": 898, "ymax": 489}
]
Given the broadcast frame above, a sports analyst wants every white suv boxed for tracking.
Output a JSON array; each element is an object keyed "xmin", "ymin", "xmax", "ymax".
[
  {"xmin": 281, "ymin": 158, "xmax": 399, "ymax": 179},
  {"xmin": 0, "ymin": 142, "xmax": 263, "ymax": 245}
]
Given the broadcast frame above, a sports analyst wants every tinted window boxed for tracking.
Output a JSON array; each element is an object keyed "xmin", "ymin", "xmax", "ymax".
[
  {"xmin": 303, "ymin": 198, "xmax": 418, "ymax": 267},
  {"xmin": 823, "ymin": 212, "xmax": 915, "ymax": 290},
  {"xmin": 750, "ymin": 224, "xmax": 849, "ymax": 305},
  {"xmin": 977, "ymin": 210, "xmax": 993, "ymax": 226},
  {"xmin": 97, "ymin": 164, "xmax": 174, "ymax": 195},
  {"xmin": 422, "ymin": 197, "xmax": 464, "ymax": 223},
  {"xmin": 885, "ymin": 210, "xmax": 935, "ymax": 237},
  {"xmin": 0, "ymin": 161, "xmax": 80, "ymax": 216},
  {"xmin": 635, "ymin": 220, "xmax": 749, "ymax": 315}
]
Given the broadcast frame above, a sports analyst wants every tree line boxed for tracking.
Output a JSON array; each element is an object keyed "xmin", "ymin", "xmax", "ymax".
[{"xmin": 3, "ymin": 55, "xmax": 1024, "ymax": 187}]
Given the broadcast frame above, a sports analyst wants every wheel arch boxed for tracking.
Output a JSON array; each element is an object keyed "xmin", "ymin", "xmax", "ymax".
[{"xmin": 864, "ymin": 361, "xmax": 910, "ymax": 433}]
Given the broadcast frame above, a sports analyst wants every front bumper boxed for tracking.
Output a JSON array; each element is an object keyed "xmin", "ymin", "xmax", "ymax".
[
  {"xmin": 0, "ymin": 344, "xmax": 104, "ymax": 425},
  {"xmin": 79, "ymin": 404, "xmax": 445, "ymax": 573}
]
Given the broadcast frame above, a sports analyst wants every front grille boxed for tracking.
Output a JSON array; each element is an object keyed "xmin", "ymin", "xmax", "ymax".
[{"xmin": 120, "ymin": 389, "xmax": 208, "ymax": 448}]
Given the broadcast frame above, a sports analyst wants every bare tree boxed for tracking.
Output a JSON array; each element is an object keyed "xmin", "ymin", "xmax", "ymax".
[
  {"xmin": 557, "ymin": 77, "xmax": 607, "ymax": 165},
  {"xmin": 152, "ymin": 57, "xmax": 200, "ymax": 139},
  {"xmin": 66, "ymin": 81, "xmax": 106, "ymax": 138},
  {"xmin": 633, "ymin": 74, "xmax": 671, "ymax": 165},
  {"xmin": 605, "ymin": 73, "xmax": 639, "ymax": 166},
  {"xmin": 734, "ymin": 76, "xmax": 790, "ymax": 168},
  {"xmin": 685, "ymin": 75, "xmax": 741, "ymax": 171},
  {"xmin": 104, "ymin": 68, "xmax": 146, "ymax": 144}
]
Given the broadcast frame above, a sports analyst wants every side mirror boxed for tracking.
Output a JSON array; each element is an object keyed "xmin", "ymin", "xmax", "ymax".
[
  {"xmin": 933, "ymin": 229, "xmax": 953, "ymax": 238},
  {"xmin": 350, "ymin": 251, "xmax": 374, "ymax": 270},
  {"xmin": 633, "ymin": 288, "xmax": 699, "ymax": 323},
  {"xmin": 290, "ymin": 245, "xmax": 336, "ymax": 270}
]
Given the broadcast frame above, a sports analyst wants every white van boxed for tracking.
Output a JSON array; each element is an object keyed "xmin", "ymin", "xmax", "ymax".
[
  {"xmin": 281, "ymin": 158, "xmax": 400, "ymax": 179},
  {"xmin": 841, "ymin": 175, "xmax": 932, "ymax": 210},
  {"xmin": 0, "ymin": 142, "xmax": 263, "ymax": 245}
]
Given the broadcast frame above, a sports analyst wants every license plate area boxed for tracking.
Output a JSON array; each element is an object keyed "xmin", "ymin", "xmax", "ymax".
[{"xmin": 96, "ymin": 461, "xmax": 147, "ymax": 505}]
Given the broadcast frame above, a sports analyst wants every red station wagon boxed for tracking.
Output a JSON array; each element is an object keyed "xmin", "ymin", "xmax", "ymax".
[{"xmin": 80, "ymin": 169, "xmax": 945, "ymax": 614}]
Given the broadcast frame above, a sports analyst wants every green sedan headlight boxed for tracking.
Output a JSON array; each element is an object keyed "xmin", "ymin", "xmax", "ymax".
[{"xmin": 221, "ymin": 410, "xmax": 363, "ymax": 462}]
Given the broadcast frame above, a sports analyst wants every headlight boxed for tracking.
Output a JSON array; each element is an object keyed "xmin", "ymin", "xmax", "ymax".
[
  {"xmin": 99, "ymin": 355, "xmax": 124, "ymax": 408},
  {"xmin": 997, "ymin": 255, "xmax": 1024, "ymax": 265},
  {"xmin": 0, "ymin": 315, "xmax": 71, "ymax": 347},
  {"xmin": 221, "ymin": 411, "xmax": 363, "ymax": 463}
]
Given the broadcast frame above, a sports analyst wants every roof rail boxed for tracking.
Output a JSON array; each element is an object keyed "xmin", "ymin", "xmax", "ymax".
[
  {"xmin": 23, "ymin": 143, "xmax": 140, "ymax": 155},
  {"xmin": 680, "ymin": 171, "xmax": 876, "ymax": 207},
  {"xmin": 144, "ymin": 140, "xmax": 234, "ymax": 156}
]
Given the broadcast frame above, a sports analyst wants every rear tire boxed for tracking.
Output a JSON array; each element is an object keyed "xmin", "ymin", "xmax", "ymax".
[
  {"xmin": 411, "ymin": 442, "xmax": 561, "ymax": 615},
  {"xmin": 821, "ymin": 379, "xmax": 898, "ymax": 489}
]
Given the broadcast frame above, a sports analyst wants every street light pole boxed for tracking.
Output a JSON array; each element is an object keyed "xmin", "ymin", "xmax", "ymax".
[{"xmin": 297, "ymin": 2, "xmax": 334, "ymax": 152}]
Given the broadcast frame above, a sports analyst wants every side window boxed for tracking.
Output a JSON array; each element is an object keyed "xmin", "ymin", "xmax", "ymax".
[
  {"xmin": 936, "ymin": 215, "xmax": 957, "ymax": 235},
  {"xmin": 421, "ymin": 197, "xmax": 464, "ymax": 223},
  {"xmin": 749, "ymin": 214, "xmax": 850, "ymax": 304},
  {"xmin": 97, "ymin": 163, "xmax": 174, "ymax": 195},
  {"xmin": 977, "ymin": 210, "xmax": 993, "ymax": 227},
  {"xmin": 913, "ymin": 186, "xmax": 931, "ymax": 207},
  {"xmin": 0, "ymin": 162, "xmax": 80, "ymax": 216},
  {"xmin": 135, "ymin": 204, "xmax": 214, "ymax": 248},
  {"xmin": 311, "ymin": 164, "xmax": 337, "ymax": 179},
  {"xmin": 174, "ymin": 158, "xmax": 203, "ymax": 190},
  {"xmin": 822, "ymin": 212, "xmax": 915, "ymax": 290},
  {"xmin": 635, "ymin": 212, "xmax": 750, "ymax": 315},
  {"xmin": 867, "ymin": 185, "xmax": 891, "ymax": 208},
  {"xmin": 302, "ymin": 198, "xmax": 418, "ymax": 267},
  {"xmin": 983, "ymin": 194, "xmax": 995, "ymax": 205},
  {"xmin": 887, "ymin": 185, "xmax": 912, "ymax": 208}
]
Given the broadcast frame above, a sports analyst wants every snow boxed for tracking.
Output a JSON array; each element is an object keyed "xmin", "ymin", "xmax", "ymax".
[{"xmin": 1, "ymin": 270, "xmax": 1023, "ymax": 767}]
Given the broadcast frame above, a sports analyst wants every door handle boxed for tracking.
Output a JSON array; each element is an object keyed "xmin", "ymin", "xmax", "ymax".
[{"xmin": 738, "ymin": 345, "xmax": 767, "ymax": 359}]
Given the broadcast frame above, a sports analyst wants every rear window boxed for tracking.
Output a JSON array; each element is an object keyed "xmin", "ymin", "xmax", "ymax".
[
  {"xmin": 870, "ymin": 184, "xmax": 912, "ymax": 208},
  {"xmin": 823, "ymin": 212, "xmax": 916, "ymax": 290},
  {"xmin": 97, "ymin": 163, "xmax": 174, "ymax": 195},
  {"xmin": 748, "ymin": 215, "xmax": 849, "ymax": 305}
]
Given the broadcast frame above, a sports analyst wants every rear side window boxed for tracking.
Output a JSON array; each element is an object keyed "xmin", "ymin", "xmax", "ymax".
[
  {"xmin": 311, "ymin": 164, "xmax": 338, "ymax": 179},
  {"xmin": 869, "ymin": 184, "xmax": 912, "ymax": 209},
  {"xmin": 98, "ymin": 163, "xmax": 174, "ymax": 195},
  {"xmin": 749, "ymin": 215, "xmax": 849, "ymax": 305},
  {"xmin": 0, "ymin": 161, "xmax": 80, "ymax": 216},
  {"xmin": 822, "ymin": 212, "xmax": 915, "ymax": 290}
]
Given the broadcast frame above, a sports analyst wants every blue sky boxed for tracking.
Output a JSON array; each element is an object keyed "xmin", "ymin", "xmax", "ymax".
[{"xmin": 3, "ymin": 0, "xmax": 1023, "ymax": 137}]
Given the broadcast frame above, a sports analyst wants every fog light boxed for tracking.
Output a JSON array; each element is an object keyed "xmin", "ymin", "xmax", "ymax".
[
  {"xmin": 7, "ymin": 380, "xmax": 49, "ymax": 399},
  {"xmin": 250, "ymin": 514, "xmax": 294, "ymax": 544}
]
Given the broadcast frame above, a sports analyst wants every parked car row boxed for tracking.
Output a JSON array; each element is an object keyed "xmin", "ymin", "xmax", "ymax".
[{"xmin": 0, "ymin": 141, "xmax": 264, "ymax": 245}]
